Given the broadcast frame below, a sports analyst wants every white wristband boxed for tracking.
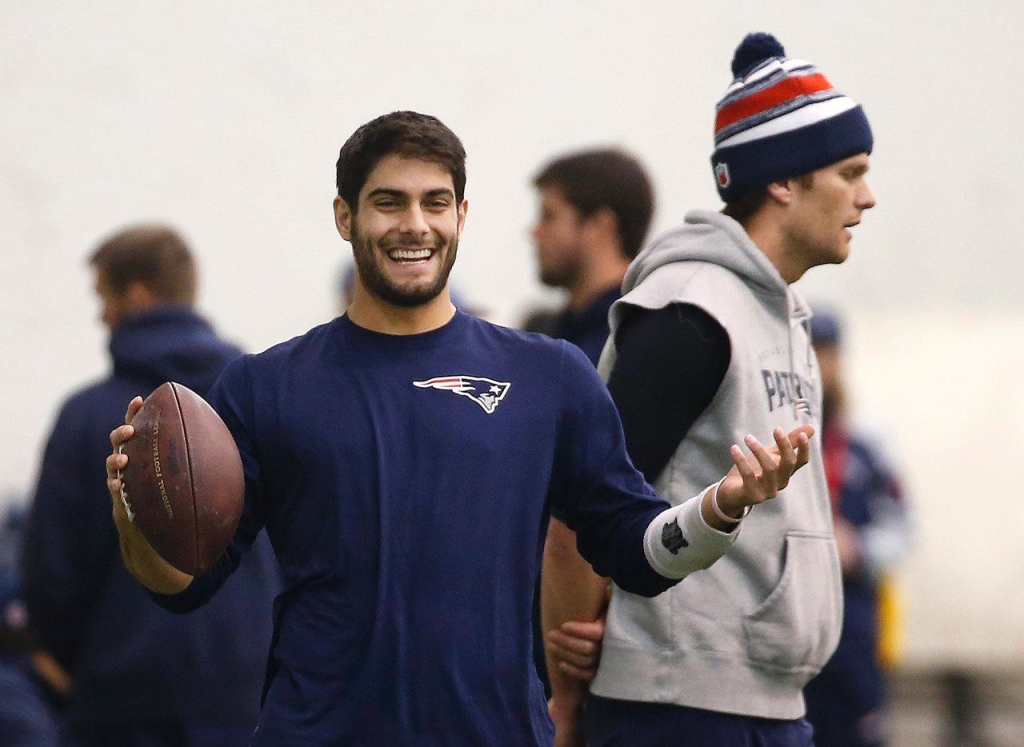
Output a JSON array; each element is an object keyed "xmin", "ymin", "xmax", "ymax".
[
  {"xmin": 643, "ymin": 485, "xmax": 740, "ymax": 580},
  {"xmin": 710, "ymin": 477, "xmax": 750, "ymax": 524}
]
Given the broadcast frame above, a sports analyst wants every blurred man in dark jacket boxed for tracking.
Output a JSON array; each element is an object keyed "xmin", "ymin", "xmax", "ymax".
[
  {"xmin": 526, "ymin": 148, "xmax": 655, "ymax": 700},
  {"xmin": 23, "ymin": 225, "xmax": 280, "ymax": 746},
  {"xmin": 528, "ymin": 148, "xmax": 654, "ymax": 366}
]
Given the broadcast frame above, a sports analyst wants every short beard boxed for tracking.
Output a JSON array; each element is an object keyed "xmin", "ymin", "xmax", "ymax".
[
  {"xmin": 351, "ymin": 223, "xmax": 458, "ymax": 308},
  {"xmin": 538, "ymin": 259, "xmax": 581, "ymax": 290}
]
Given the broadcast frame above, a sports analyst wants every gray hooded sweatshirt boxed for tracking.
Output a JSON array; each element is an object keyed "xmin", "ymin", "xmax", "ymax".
[{"xmin": 591, "ymin": 210, "xmax": 842, "ymax": 720}]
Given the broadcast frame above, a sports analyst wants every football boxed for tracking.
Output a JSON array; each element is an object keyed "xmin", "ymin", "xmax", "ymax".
[{"xmin": 118, "ymin": 382, "xmax": 244, "ymax": 575}]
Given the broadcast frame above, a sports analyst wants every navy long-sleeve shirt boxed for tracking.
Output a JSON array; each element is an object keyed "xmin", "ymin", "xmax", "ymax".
[
  {"xmin": 154, "ymin": 312, "xmax": 672, "ymax": 745},
  {"xmin": 549, "ymin": 287, "xmax": 620, "ymax": 366}
]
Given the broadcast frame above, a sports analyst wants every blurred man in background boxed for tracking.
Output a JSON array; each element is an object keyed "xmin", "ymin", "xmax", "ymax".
[
  {"xmin": 526, "ymin": 148, "xmax": 654, "ymax": 704},
  {"xmin": 526, "ymin": 148, "xmax": 654, "ymax": 364},
  {"xmin": 802, "ymin": 309, "xmax": 911, "ymax": 747},
  {"xmin": 544, "ymin": 32, "xmax": 876, "ymax": 746},
  {"xmin": 22, "ymin": 225, "xmax": 280, "ymax": 746}
]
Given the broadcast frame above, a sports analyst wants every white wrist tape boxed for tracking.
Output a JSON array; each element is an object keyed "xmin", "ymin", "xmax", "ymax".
[{"xmin": 643, "ymin": 483, "xmax": 740, "ymax": 580}]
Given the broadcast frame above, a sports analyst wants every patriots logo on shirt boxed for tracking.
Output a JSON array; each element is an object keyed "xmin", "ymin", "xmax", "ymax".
[{"xmin": 413, "ymin": 376, "xmax": 511, "ymax": 414}]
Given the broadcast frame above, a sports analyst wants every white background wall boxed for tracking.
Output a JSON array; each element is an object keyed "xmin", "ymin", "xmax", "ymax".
[{"xmin": 3, "ymin": 1, "xmax": 1022, "ymax": 669}]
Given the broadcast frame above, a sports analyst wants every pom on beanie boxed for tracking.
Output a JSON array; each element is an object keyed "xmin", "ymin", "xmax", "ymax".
[
  {"xmin": 710, "ymin": 32, "xmax": 873, "ymax": 202},
  {"xmin": 731, "ymin": 32, "xmax": 785, "ymax": 78}
]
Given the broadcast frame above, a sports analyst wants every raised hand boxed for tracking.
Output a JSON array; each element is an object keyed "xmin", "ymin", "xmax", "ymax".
[{"xmin": 714, "ymin": 424, "xmax": 814, "ymax": 519}]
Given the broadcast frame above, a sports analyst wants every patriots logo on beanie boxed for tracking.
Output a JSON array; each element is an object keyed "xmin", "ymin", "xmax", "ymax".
[
  {"xmin": 710, "ymin": 32, "xmax": 873, "ymax": 202},
  {"xmin": 714, "ymin": 162, "xmax": 731, "ymax": 188}
]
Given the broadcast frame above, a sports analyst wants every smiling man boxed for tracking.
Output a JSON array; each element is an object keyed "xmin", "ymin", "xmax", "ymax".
[
  {"xmin": 104, "ymin": 111, "xmax": 815, "ymax": 746},
  {"xmin": 341, "ymin": 155, "xmax": 461, "ymax": 313},
  {"xmin": 543, "ymin": 34, "xmax": 876, "ymax": 747}
]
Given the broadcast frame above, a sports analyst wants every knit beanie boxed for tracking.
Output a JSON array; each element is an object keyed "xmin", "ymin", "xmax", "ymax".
[{"xmin": 711, "ymin": 32, "xmax": 873, "ymax": 202}]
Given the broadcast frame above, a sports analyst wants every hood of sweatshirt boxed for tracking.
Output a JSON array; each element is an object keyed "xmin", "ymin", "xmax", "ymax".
[
  {"xmin": 108, "ymin": 305, "xmax": 242, "ymax": 395},
  {"xmin": 616, "ymin": 209, "xmax": 815, "ymax": 404},
  {"xmin": 623, "ymin": 209, "xmax": 808, "ymax": 325}
]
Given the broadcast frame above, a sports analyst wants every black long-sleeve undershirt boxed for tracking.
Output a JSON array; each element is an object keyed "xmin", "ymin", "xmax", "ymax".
[{"xmin": 606, "ymin": 303, "xmax": 731, "ymax": 485}]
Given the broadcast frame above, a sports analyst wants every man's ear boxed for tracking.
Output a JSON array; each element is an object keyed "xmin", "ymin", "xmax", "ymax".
[
  {"xmin": 587, "ymin": 207, "xmax": 619, "ymax": 239},
  {"xmin": 456, "ymin": 199, "xmax": 469, "ymax": 237},
  {"xmin": 766, "ymin": 180, "xmax": 794, "ymax": 206},
  {"xmin": 334, "ymin": 196, "xmax": 354, "ymax": 241},
  {"xmin": 124, "ymin": 282, "xmax": 158, "ymax": 313}
]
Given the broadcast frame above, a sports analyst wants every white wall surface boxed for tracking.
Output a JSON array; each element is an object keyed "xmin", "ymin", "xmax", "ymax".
[{"xmin": 3, "ymin": 1, "xmax": 1023, "ymax": 668}]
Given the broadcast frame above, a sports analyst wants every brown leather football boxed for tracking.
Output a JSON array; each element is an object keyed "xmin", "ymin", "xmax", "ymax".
[{"xmin": 119, "ymin": 382, "xmax": 244, "ymax": 575}]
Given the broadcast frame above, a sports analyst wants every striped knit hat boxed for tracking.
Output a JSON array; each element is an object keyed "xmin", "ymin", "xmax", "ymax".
[{"xmin": 711, "ymin": 33, "xmax": 873, "ymax": 202}]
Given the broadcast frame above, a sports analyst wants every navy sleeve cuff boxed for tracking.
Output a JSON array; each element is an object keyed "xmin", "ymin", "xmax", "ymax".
[{"xmin": 146, "ymin": 547, "xmax": 237, "ymax": 613}]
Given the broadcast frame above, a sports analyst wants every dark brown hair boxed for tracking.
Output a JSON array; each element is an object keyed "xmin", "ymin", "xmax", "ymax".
[
  {"xmin": 336, "ymin": 111, "xmax": 467, "ymax": 212},
  {"xmin": 89, "ymin": 224, "xmax": 197, "ymax": 303},
  {"xmin": 722, "ymin": 174, "xmax": 814, "ymax": 226},
  {"xmin": 721, "ymin": 188, "xmax": 769, "ymax": 225},
  {"xmin": 534, "ymin": 148, "xmax": 654, "ymax": 259}
]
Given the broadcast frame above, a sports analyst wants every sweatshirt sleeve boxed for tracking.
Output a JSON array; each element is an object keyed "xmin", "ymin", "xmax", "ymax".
[{"xmin": 149, "ymin": 355, "xmax": 267, "ymax": 613}]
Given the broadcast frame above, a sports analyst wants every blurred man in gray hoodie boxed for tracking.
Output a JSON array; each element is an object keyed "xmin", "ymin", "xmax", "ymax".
[{"xmin": 543, "ymin": 32, "xmax": 876, "ymax": 746}]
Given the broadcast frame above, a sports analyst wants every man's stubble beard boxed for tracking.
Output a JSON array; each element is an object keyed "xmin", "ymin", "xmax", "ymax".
[
  {"xmin": 537, "ymin": 252, "xmax": 583, "ymax": 291},
  {"xmin": 351, "ymin": 223, "xmax": 458, "ymax": 308},
  {"xmin": 539, "ymin": 264, "xmax": 574, "ymax": 289}
]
